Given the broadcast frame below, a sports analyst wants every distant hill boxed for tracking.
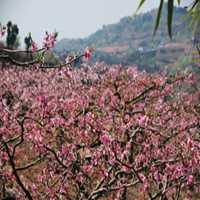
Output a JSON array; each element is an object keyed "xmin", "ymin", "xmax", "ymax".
[{"xmin": 54, "ymin": 4, "xmax": 193, "ymax": 72}]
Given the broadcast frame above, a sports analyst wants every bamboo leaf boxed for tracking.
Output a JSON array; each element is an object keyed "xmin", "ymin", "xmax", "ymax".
[
  {"xmin": 168, "ymin": 0, "xmax": 174, "ymax": 39},
  {"xmin": 153, "ymin": 0, "xmax": 164, "ymax": 36},
  {"xmin": 136, "ymin": 0, "xmax": 146, "ymax": 12},
  {"xmin": 191, "ymin": 0, "xmax": 199, "ymax": 10}
]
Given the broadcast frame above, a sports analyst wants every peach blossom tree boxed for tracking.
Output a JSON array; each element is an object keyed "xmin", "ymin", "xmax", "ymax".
[{"xmin": 0, "ymin": 64, "xmax": 199, "ymax": 200}]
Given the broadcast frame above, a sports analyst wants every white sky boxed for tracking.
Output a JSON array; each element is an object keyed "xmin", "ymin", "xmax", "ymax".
[{"xmin": 0, "ymin": 0, "xmax": 192, "ymax": 46}]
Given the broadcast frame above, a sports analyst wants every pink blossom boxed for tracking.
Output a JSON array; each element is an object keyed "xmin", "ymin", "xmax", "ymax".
[
  {"xmin": 1, "ymin": 152, "xmax": 8, "ymax": 162},
  {"xmin": 187, "ymin": 137, "xmax": 194, "ymax": 148},
  {"xmin": 101, "ymin": 169, "xmax": 109, "ymax": 178},
  {"xmin": 83, "ymin": 165, "xmax": 93, "ymax": 173},
  {"xmin": 139, "ymin": 173, "xmax": 149, "ymax": 192},
  {"xmin": 186, "ymin": 175, "xmax": 194, "ymax": 185},
  {"xmin": 43, "ymin": 31, "xmax": 57, "ymax": 50},
  {"xmin": 154, "ymin": 170, "xmax": 161, "ymax": 182},
  {"xmin": 37, "ymin": 95, "xmax": 47, "ymax": 106},
  {"xmin": 100, "ymin": 133, "xmax": 112, "ymax": 146},
  {"xmin": 31, "ymin": 184, "xmax": 37, "ymax": 193},
  {"xmin": 84, "ymin": 47, "xmax": 92, "ymax": 60},
  {"xmin": 138, "ymin": 115, "xmax": 148, "ymax": 126},
  {"xmin": 31, "ymin": 41, "xmax": 38, "ymax": 53}
]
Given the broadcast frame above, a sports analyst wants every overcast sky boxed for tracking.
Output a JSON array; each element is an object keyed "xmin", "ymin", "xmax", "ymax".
[{"xmin": 0, "ymin": 0, "xmax": 192, "ymax": 46}]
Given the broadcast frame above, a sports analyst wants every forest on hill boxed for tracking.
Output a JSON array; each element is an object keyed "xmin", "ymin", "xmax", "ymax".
[{"xmin": 54, "ymin": 5, "xmax": 195, "ymax": 72}]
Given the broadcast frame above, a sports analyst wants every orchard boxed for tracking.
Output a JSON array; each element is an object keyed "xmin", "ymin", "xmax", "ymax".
[
  {"xmin": 0, "ymin": 17, "xmax": 200, "ymax": 200},
  {"xmin": 0, "ymin": 62, "xmax": 199, "ymax": 199}
]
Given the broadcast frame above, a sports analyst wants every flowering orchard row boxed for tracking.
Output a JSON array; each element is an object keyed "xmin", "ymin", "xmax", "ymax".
[{"xmin": 0, "ymin": 63, "xmax": 199, "ymax": 200}]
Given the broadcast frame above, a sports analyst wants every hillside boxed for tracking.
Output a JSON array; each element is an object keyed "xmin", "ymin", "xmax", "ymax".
[{"xmin": 54, "ymin": 5, "xmax": 193, "ymax": 72}]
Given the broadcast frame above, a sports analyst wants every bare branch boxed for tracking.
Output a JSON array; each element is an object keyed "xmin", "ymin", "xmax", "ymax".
[
  {"xmin": 3, "ymin": 141, "xmax": 33, "ymax": 200},
  {"xmin": 16, "ymin": 156, "xmax": 43, "ymax": 171}
]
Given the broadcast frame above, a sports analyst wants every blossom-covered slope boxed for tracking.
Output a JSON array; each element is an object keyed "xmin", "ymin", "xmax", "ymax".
[{"xmin": 0, "ymin": 64, "xmax": 199, "ymax": 200}]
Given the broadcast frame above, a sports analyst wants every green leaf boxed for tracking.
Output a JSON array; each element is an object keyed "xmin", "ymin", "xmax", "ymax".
[
  {"xmin": 191, "ymin": 0, "xmax": 199, "ymax": 10},
  {"xmin": 136, "ymin": 0, "xmax": 146, "ymax": 12},
  {"xmin": 168, "ymin": 0, "xmax": 174, "ymax": 39},
  {"xmin": 153, "ymin": 0, "xmax": 164, "ymax": 36},
  {"xmin": 177, "ymin": 0, "xmax": 181, "ymax": 5}
]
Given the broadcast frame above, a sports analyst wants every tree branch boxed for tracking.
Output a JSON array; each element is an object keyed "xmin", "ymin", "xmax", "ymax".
[{"xmin": 3, "ymin": 141, "xmax": 33, "ymax": 200}]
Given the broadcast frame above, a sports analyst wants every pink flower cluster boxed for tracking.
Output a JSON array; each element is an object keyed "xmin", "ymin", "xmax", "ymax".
[
  {"xmin": 100, "ymin": 133, "xmax": 112, "ymax": 145},
  {"xmin": 43, "ymin": 31, "xmax": 57, "ymax": 50},
  {"xmin": 31, "ymin": 41, "xmax": 38, "ymax": 53},
  {"xmin": 29, "ymin": 31, "xmax": 58, "ymax": 52},
  {"xmin": 83, "ymin": 47, "xmax": 93, "ymax": 60}
]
